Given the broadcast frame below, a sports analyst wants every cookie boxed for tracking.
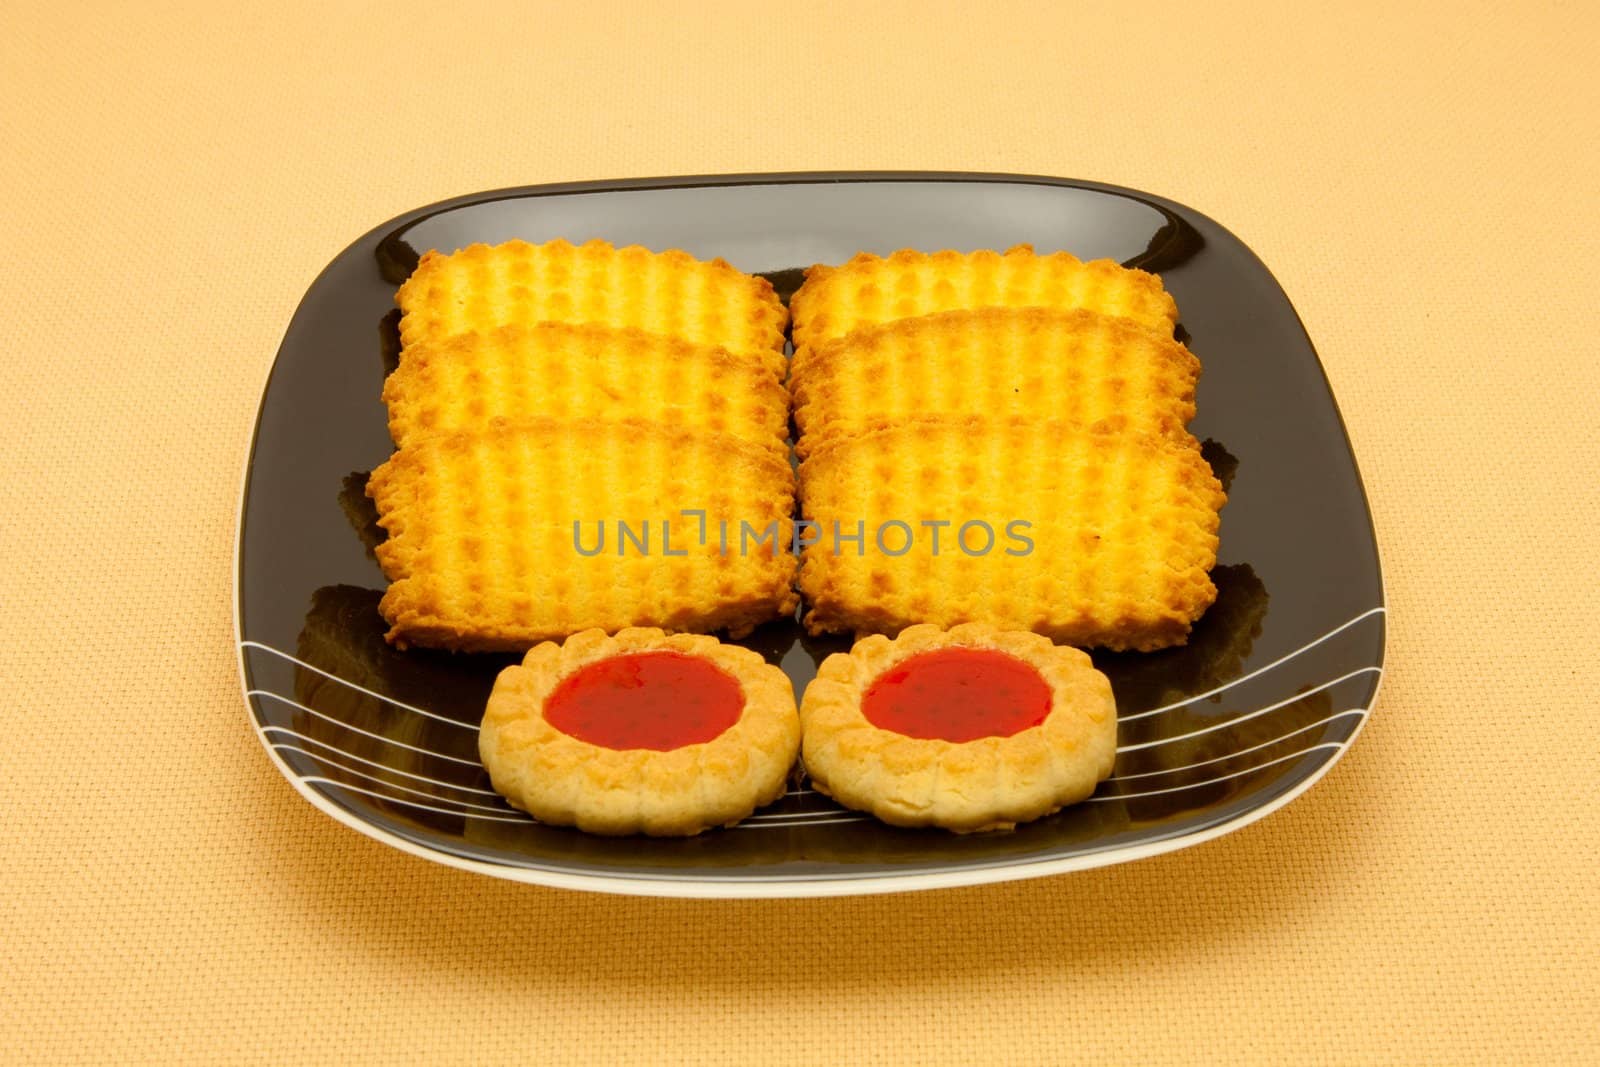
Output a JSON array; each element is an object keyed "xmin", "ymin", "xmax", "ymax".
[
  {"xmin": 368, "ymin": 417, "xmax": 797, "ymax": 651},
  {"xmin": 480, "ymin": 628, "xmax": 800, "ymax": 836},
  {"xmin": 799, "ymin": 623, "xmax": 1117, "ymax": 832},
  {"xmin": 789, "ymin": 245, "xmax": 1177, "ymax": 362},
  {"xmin": 796, "ymin": 414, "xmax": 1225, "ymax": 650},
  {"xmin": 383, "ymin": 322, "xmax": 789, "ymax": 450},
  {"xmin": 790, "ymin": 306, "xmax": 1198, "ymax": 457},
  {"xmin": 396, "ymin": 238, "xmax": 786, "ymax": 372}
]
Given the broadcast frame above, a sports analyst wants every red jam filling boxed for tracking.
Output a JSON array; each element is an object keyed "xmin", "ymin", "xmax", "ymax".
[
  {"xmin": 544, "ymin": 652, "xmax": 744, "ymax": 751},
  {"xmin": 861, "ymin": 648, "xmax": 1051, "ymax": 742}
]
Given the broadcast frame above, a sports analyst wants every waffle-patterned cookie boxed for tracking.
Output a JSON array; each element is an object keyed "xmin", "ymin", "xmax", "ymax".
[
  {"xmin": 791, "ymin": 307, "xmax": 1199, "ymax": 456},
  {"xmin": 368, "ymin": 418, "xmax": 798, "ymax": 651},
  {"xmin": 800, "ymin": 623, "xmax": 1117, "ymax": 832},
  {"xmin": 396, "ymin": 238, "xmax": 787, "ymax": 372},
  {"xmin": 481, "ymin": 628, "xmax": 800, "ymax": 836},
  {"xmin": 789, "ymin": 245, "xmax": 1178, "ymax": 360},
  {"xmin": 383, "ymin": 323, "xmax": 789, "ymax": 449},
  {"xmin": 797, "ymin": 415, "xmax": 1225, "ymax": 651}
]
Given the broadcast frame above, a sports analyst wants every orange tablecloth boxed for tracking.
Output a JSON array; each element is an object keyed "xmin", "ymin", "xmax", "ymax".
[{"xmin": 4, "ymin": 2, "xmax": 1596, "ymax": 1061}]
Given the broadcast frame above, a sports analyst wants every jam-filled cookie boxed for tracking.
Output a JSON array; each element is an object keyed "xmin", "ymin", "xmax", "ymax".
[
  {"xmin": 480, "ymin": 628, "xmax": 799, "ymax": 836},
  {"xmin": 800, "ymin": 623, "xmax": 1117, "ymax": 832}
]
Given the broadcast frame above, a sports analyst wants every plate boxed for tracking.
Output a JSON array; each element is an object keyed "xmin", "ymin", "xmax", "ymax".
[{"xmin": 235, "ymin": 172, "xmax": 1385, "ymax": 897}]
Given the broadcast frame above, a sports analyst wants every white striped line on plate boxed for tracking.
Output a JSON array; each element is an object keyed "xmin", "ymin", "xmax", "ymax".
[
  {"xmin": 1120, "ymin": 606, "xmax": 1385, "ymax": 722},
  {"xmin": 301, "ymin": 778, "xmax": 531, "ymax": 823},
  {"xmin": 741, "ymin": 808, "xmax": 857, "ymax": 822},
  {"xmin": 290, "ymin": 757, "xmax": 514, "ymax": 813},
  {"xmin": 1115, "ymin": 666, "xmax": 1379, "ymax": 753},
  {"xmin": 290, "ymin": 730, "xmax": 1358, "ymax": 827},
  {"xmin": 244, "ymin": 608, "xmax": 1383, "ymax": 749},
  {"xmin": 1107, "ymin": 709, "xmax": 1364, "ymax": 781},
  {"xmin": 241, "ymin": 641, "xmax": 475, "ymax": 729},
  {"xmin": 248, "ymin": 664, "xmax": 1375, "ymax": 775},
  {"xmin": 268, "ymin": 739, "xmax": 496, "ymax": 796},
  {"xmin": 247, "ymin": 690, "xmax": 480, "ymax": 765},
  {"xmin": 733, "ymin": 816, "xmax": 867, "ymax": 829},
  {"xmin": 1091, "ymin": 741, "xmax": 1345, "ymax": 802},
  {"xmin": 303, "ymin": 775, "xmax": 864, "ymax": 829},
  {"xmin": 263, "ymin": 727, "xmax": 498, "ymax": 794},
  {"xmin": 248, "ymin": 666, "xmax": 1375, "ymax": 815}
]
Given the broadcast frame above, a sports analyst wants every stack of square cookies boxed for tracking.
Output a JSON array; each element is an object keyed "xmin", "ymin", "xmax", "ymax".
[
  {"xmin": 369, "ymin": 238, "xmax": 797, "ymax": 651},
  {"xmin": 790, "ymin": 246, "xmax": 1226, "ymax": 651}
]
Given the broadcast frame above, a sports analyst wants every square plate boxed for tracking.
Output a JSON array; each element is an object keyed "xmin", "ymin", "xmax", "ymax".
[{"xmin": 235, "ymin": 172, "xmax": 1385, "ymax": 897}]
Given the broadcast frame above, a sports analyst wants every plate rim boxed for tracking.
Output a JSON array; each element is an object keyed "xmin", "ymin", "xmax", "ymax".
[{"xmin": 233, "ymin": 169, "xmax": 1387, "ymax": 898}]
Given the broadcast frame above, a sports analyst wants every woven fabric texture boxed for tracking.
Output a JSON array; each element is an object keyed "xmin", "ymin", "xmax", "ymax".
[{"xmin": 3, "ymin": 1, "xmax": 1597, "ymax": 1062}]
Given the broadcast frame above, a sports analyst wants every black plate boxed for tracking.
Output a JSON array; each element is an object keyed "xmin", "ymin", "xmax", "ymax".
[{"xmin": 235, "ymin": 172, "xmax": 1385, "ymax": 897}]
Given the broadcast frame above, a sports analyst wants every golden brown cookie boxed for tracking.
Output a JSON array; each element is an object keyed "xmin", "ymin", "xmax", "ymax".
[
  {"xmin": 368, "ymin": 417, "xmax": 798, "ymax": 651},
  {"xmin": 800, "ymin": 623, "xmax": 1117, "ymax": 832},
  {"xmin": 789, "ymin": 245, "xmax": 1178, "ymax": 361},
  {"xmin": 789, "ymin": 306, "xmax": 1199, "ymax": 457},
  {"xmin": 796, "ymin": 414, "xmax": 1225, "ymax": 651},
  {"xmin": 480, "ymin": 628, "xmax": 800, "ymax": 836},
  {"xmin": 395, "ymin": 238, "xmax": 787, "ymax": 372},
  {"xmin": 382, "ymin": 322, "xmax": 790, "ymax": 450}
]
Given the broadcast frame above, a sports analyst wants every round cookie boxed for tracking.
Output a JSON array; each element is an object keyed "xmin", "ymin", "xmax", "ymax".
[
  {"xmin": 480, "ymin": 627, "xmax": 799, "ymax": 836},
  {"xmin": 800, "ymin": 623, "xmax": 1117, "ymax": 832}
]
